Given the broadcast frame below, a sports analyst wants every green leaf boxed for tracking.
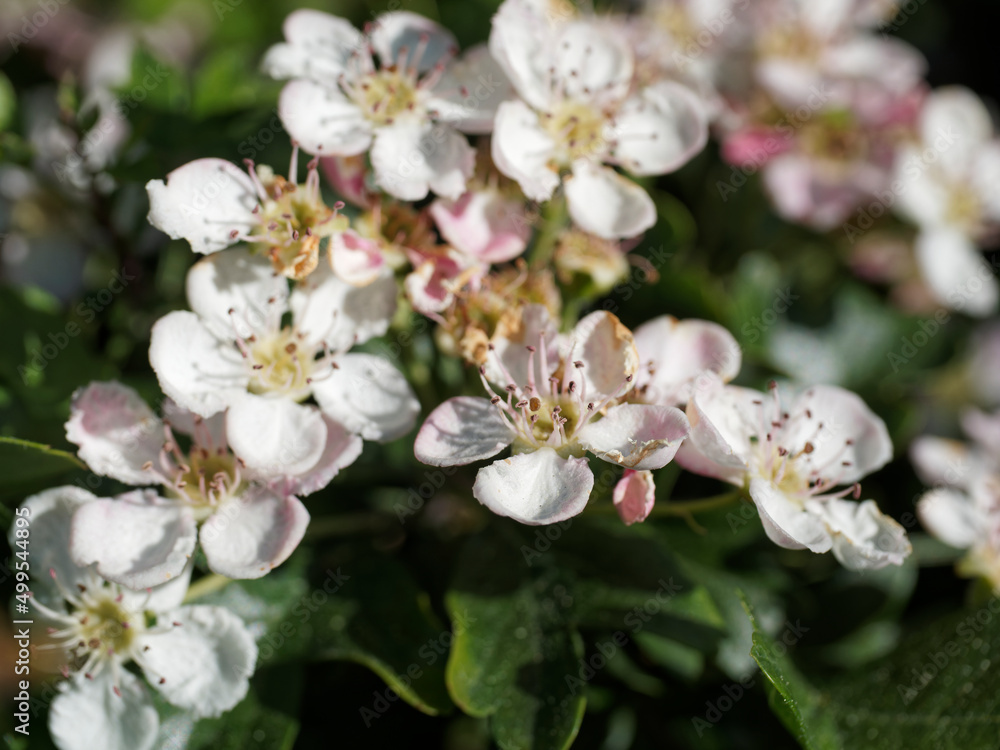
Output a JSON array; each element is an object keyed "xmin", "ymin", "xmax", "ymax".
[
  {"xmin": 446, "ymin": 528, "xmax": 586, "ymax": 750},
  {"xmin": 191, "ymin": 49, "xmax": 262, "ymax": 119},
  {"xmin": 748, "ymin": 594, "xmax": 1000, "ymax": 749},
  {"xmin": 163, "ymin": 685, "xmax": 299, "ymax": 750},
  {"xmin": 0, "ymin": 71, "xmax": 15, "ymax": 132}
]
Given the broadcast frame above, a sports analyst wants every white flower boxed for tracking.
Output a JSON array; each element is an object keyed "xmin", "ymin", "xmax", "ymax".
[
  {"xmin": 64, "ymin": 380, "xmax": 361, "ymax": 583},
  {"xmin": 263, "ymin": 9, "xmax": 511, "ymax": 200},
  {"xmin": 678, "ymin": 375, "xmax": 910, "ymax": 569},
  {"xmin": 630, "ymin": 315, "xmax": 742, "ymax": 406},
  {"xmin": 488, "ymin": 0, "xmax": 708, "ymax": 239},
  {"xmin": 149, "ymin": 246, "xmax": 418, "ymax": 443},
  {"xmin": 912, "ymin": 409, "xmax": 1000, "ymax": 589},
  {"xmin": 414, "ymin": 306, "xmax": 690, "ymax": 524},
  {"xmin": 12, "ymin": 488, "xmax": 257, "ymax": 750},
  {"xmin": 893, "ymin": 87, "xmax": 1000, "ymax": 317},
  {"xmin": 145, "ymin": 152, "xmax": 387, "ymax": 284}
]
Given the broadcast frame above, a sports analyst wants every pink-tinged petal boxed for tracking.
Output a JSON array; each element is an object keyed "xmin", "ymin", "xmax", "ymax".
[
  {"xmin": 428, "ymin": 44, "xmax": 516, "ymax": 133},
  {"xmin": 278, "ymin": 80, "xmax": 372, "ymax": 157},
  {"xmin": 430, "ymin": 189, "xmax": 530, "ymax": 263},
  {"xmin": 66, "ymin": 381, "xmax": 162, "ymax": 485},
  {"xmin": 320, "ymin": 155, "xmax": 372, "ymax": 208},
  {"xmin": 50, "ymin": 670, "xmax": 158, "ymax": 750},
  {"xmin": 577, "ymin": 403, "xmax": 690, "ymax": 471},
  {"xmin": 279, "ymin": 416, "xmax": 363, "ymax": 497},
  {"xmin": 486, "ymin": 303, "xmax": 560, "ymax": 388},
  {"xmin": 721, "ymin": 128, "xmax": 789, "ymax": 167},
  {"xmin": 185, "ymin": 247, "xmax": 288, "ymax": 337},
  {"xmin": 914, "ymin": 228, "xmax": 999, "ymax": 318},
  {"xmin": 749, "ymin": 477, "xmax": 831, "ymax": 553},
  {"xmin": 808, "ymin": 497, "xmax": 912, "ymax": 570},
  {"xmin": 568, "ymin": 310, "xmax": 639, "ymax": 401},
  {"xmin": 330, "ymin": 230, "xmax": 385, "ymax": 286},
  {"xmin": 632, "ymin": 316, "xmax": 742, "ymax": 406},
  {"xmin": 909, "ymin": 436, "xmax": 977, "ymax": 489},
  {"xmin": 962, "ymin": 409, "xmax": 1000, "ymax": 454},
  {"xmin": 491, "ymin": 100, "xmax": 559, "ymax": 202},
  {"xmin": 917, "ymin": 488, "xmax": 982, "ymax": 550},
  {"xmin": 200, "ymin": 486, "xmax": 309, "ymax": 579},
  {"xmin": 145, "ymin": 158, "xmax": 257, "ymax": 255},
  {"xmin": 371, "ymin": 120, "xmax": 475, "ymax": 201},
  {"xmin": 473, "ymin": 448, "xmax": 594, "ymax": 525},
  {"xmin": 226, "ymin": 395, "xmax": 328, "ymax": 478},
  {"xmin": 161, "ymin": 399, "xmax": 226, "ymax": 448},
  {"xmin": 611, "ymin": 81, "xmax": 707, "ymax": 177},
  {"xmin": 405, "ymin": 256, "xmax": 459, "ymax": 315},
  {"xmin": 310, "ymin": 352, "xmax": 420, "ymax": 442},
  {"xmin": 565, "ymin": 161, "xmax": 656, "ymax": 240},
  {"xmin": 613, "ymin": 469, "xmax": 656, "ymax": 525},
  {"xmin": 139, "ymin": 605, "xmax": 256, "ymax": 718},
  {"xmin": 262, "ymin": 9, "xmax": 364, "ymax": 82},
  {"xmin": 763, "ymin": 153, "xmax": 878, "ymax": 232},
  {"xmin": 12, "ymin": 487, "xmax": 96, "ymax": 605},
  {"xmin": 782, "ymin": 385, "xmax": 893, "ymax": 486},
  {"xmin": 370, "ymin": 11, "xmax": 457, "ymax": 73},
  {"xmin": 414, "ymin": 396, "xmax": 514, "ymax": 467},
  {"xmin": 290, "ymin": 256, "xmax": 396, "ymax": 350},
  {"xmin": 70, "ymin": 491, "xmax": 197, "ymax": 590},
  {"xmin": 149, "ymin": 311, "xmax": 249, "ymax": 418}
]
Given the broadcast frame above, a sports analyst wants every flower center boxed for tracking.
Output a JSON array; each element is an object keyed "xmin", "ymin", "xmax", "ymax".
[
  {"xmin": 79, "ymin": 596, "xmax": 139, "ymax": 655},
  {"xmin": 351, "ymin": 70, "xmax": 421, "ymax": 126},
  {"xmin": 944, "ymin": 183, "xmax": 984, "ymax": 236},
  {"xmin": 543, "ymin": 100, "xmax": 609, "ymax": 163},
  {"xmin": 248, "ymin": 327, "xmax": 316, "ymax": 399}
]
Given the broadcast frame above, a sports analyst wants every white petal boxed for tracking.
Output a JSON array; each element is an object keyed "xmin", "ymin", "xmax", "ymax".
[
  {"xmin": 473, "ymin": 448, "xmax": 594, "ymax": 525},
  {"xmin": 120, "ymin": 562, "xmax": 193, "ymax": 614},
  {"xmin": 915, "ymin": 228, "xmax": 998, "ymax": 318},
  {"xmin": 310, "ymin": 352, "xmax": 420, "ymax": 442},
  {"xmin": 567, "ymin": 310, "xmax": 639, "ymax": 401},
  {"xmin": 677, "ymin": 376, "xmax": 755, "ymax": 481},
  {"xmin": 782, "ymin": 385, "xmax": 893, "ymax": 486},
  {"xmin": 909, "ymin": 436, "xmax": 976, "ymax": 489},
  {"xmin": 262, "ymin": 9, "xmax": 364, "ymax": 82},
  {"xmin": 371, "ymin": 120, "xmax": 475, "ymax": 201},
  {"xmin": 330, "ymin": 230, "xmax": 385, "ymax": 286},
  {"xmin": 278, "ymin": 416, "xmax": 364, "ymax": 497},
  {"xmin": 892, "ymin": 144, "xmax": 949, "ymax": 228},
  {"xmin": 162, "ymin": 399, "xmax": 227, "ymax": 449},
  {"xmin": 140, "ymin": 605, "xmax": 257, "ymax": 718},
  {"xmin": 226, "ymin": 395, "xmax": 328, "ymax": 477},
  {"xmin": 917, "ymin": 488, "xmax": 983, "ymax": 550},
  {"xmin": 70, "ymin": 491, "xmax": 197, "ymax": 590},
  {"xmin": 749, "ymin": 477, "xmax": 832, "ymax": 553},
  {"xmin": 200, "ymin": 486, "xmax": 309, "ymax": 579},
  {"xmin": 289, "ymin": 258, "xmax": 397, "ymax": 350},
  {"xmin": 809, "ymin": 497, "xmax": 912, "ymax": 570},
  {"xmin": 278, "ymin": 79, "xmax": 372, "ymax": 157},
  {"xmin": 485, "ymin": 303, "xmax": 560, "ymax": 389},
  {"xmin": 50, "ymin": 671, "xmax": 157, "ymax": 750},
  {"xmin": 414, "ymin": 396, "xmax": 514, "ymax": 466},
  {"xmin": 370, "ymin": 11, "xmax": 457, "ymax": 73},
  {"xmin": 13, "ymin": 487, "xmax": 96, "ymax": 605},
  {"xmin": 146, "ymin": 159, "xmax": 258, "ymax": 255},
  {"xmin": 428, "ymin": 44, "xmax": 515, "ymax": 133},
  {"xmin": 185, "ymin": 247, "xmax": 288, "ymax": 337},
  {"xmin": 577, "ymin": 404, "xmax": 690, "ymax": 471},
  {"xmin": 149, "ymin": 311, "xmax": 249, "ymax": 418},
  {"xmin": 611, "ymin": 82, "xmax": 707, "ymax": 176},
  {"xmin": 632, "ymin": 316, "xmax": 742, "ymax": 406},
  {"xmin": 971, "ymin": 143, "xmax": 1000, "ymax": 222},
  {"xmin": 491, "ymin": 100, "xmax": 559, "ymax": 202},
  {"xmin": 553, "ymin": 21, "xmax": 633, "ymax": 105},
  {"xmin": 565, "ymin": 161, "xmax": 656, "ymax": 240},
  {"xmin": 65, "ymin": 381, "xmax": 162, "ymax": 486},
  {"xmin": 921, "ymin": 86, "xmax": 992, "ymax": 177},
  {"xmin": 613, "ymin": 469, "xmax": 656, "ymax": 525},
  {"xmin": 961, "ymin": 409, "xmax": 1000, "ymax": 453},
  {"xmin": 488, "ymin": 0, "xmax": 554, "ymax": 110}
]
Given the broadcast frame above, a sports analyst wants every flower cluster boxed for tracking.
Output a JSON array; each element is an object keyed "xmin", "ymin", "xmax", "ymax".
[{"xmin": 15, "ymin": 2, "xmax": 954, "ymax": 746}]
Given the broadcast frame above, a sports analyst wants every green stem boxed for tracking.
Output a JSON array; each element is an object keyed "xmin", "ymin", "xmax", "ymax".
[
  {"xmin": 183, "ymin": 573, "xmax": 231, "ymax": 603},
  {"xmin": 530, "ymin": 194, "xmax": 568, "ymax": 269},
  {"xmin": 655, "ymin": 490, "xmax": 743, "ymax": 515}
]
